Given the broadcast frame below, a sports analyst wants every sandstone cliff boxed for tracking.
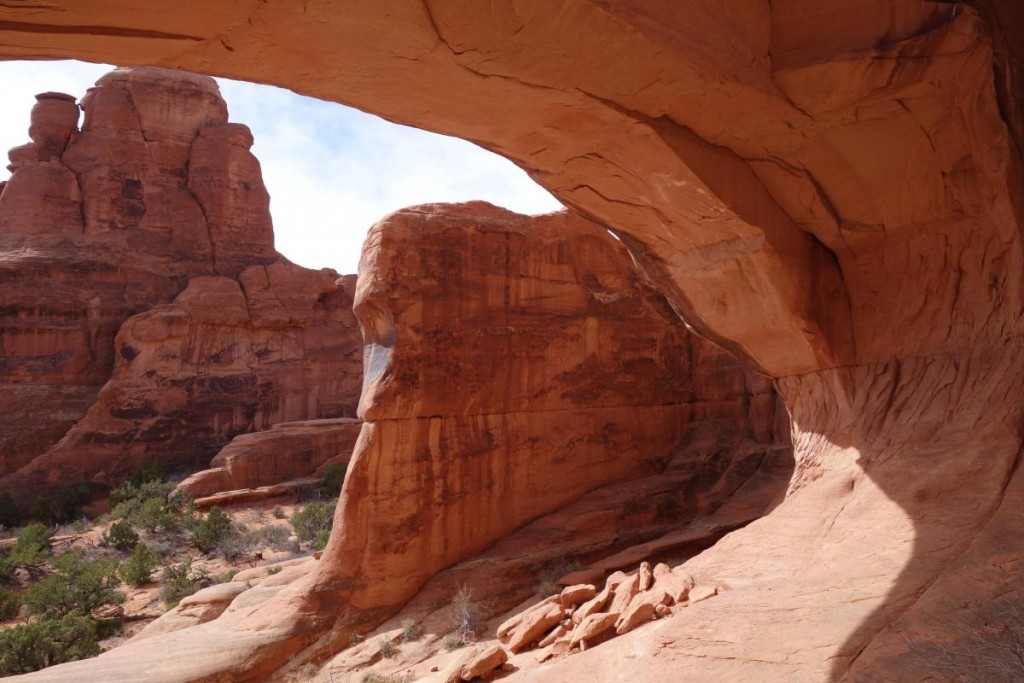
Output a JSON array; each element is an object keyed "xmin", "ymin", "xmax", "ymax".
[
  {"xmin": 2, "ymin": 2, "xmax": 1022, "ymax": 682},
  {"xmin": 0, "ymin": 68, "xmax": 361, "ymax": 502}
]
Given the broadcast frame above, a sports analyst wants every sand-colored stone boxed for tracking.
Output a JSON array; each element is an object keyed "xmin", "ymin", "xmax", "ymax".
[{"xmin": 4, "ymin": 4, "xmax": 1024, "ymax": 682}]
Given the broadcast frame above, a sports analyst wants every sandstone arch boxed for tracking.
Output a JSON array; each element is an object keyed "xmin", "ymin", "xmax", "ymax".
[{"xmin": 3, "ymin": 2, "xmax": 1024, "ymax": 681}]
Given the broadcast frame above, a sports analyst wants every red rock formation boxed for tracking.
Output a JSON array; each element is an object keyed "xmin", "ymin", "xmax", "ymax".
[
  {"xmin": 0, "ymin": 262, "xmax": 361, "ymax": 499},
  {"xmin": 0, "ymin": 67, "xmax": 277, "ymax": 479},
  {"xmin": 178, "ymin": 417, "xmax": 362, "ymax": 500},
  {"xmin": 3, "ymin": 3, "xmax": 1023, "ymax": 683},
  {"xmin": 0, "ymin": 68, "xmax": 362, "ymax": 503},
  {"xmin": 324, "ymin": 202, "xmax": 784, "ymax": 632}
]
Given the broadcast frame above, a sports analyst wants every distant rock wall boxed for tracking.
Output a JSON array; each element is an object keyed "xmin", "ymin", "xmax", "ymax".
[{"xmin": 0, "ymin": 68, "xmax": 362, "ymax": 501}]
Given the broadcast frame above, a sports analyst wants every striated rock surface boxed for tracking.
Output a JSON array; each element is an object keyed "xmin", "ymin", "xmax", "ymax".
[
  {"xmin": 0, "ymin": 67, "xmax": 277, "ymax": 479},
  {"xmin": 0, "ymin": 68, "xmax": 362, "ymax": 502},
  {"xmin": 4, "ymin": 3, "xmax": 1024, "ymax": 682},
  {"xmin": 178, "ymin": 417, "xmax": 362, "ymax": 500},
  {"xmin": 326, "ymin": 202, "xmax": 783, "ymax": 625},
  {"xmin": 1, "ymin": 262, "xmax": 361, "ymax": 498}
]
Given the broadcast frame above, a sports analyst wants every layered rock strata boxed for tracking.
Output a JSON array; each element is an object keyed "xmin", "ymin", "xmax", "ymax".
[
  {"xmin": 178, "ymin": 417, "xmax": 362, "ymax": 502},
  {"xmin": 2, "ymin": 2, "xmax": 1023, "ymax": 682},
  {"xmin": 331, "ymin": 202, "xmax": 785, "ymax": 625},
  {"xmin": 0, "ymin": 68, "xmax": 362, "ymax": 501}
]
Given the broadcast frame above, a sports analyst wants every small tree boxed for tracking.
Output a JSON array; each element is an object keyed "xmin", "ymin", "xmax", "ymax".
[
  {"xmin": 160, "ymin": 557, "xmax": 208, "ymax": 607},
  {"xmin": 0, "ymin": 523, "xmax": 52, "ymax": 582},
  {"xmin": 191, "ymin": 506, "xmax": 233, "ymax": 554},
  {"xmin": 120, "ymin": 542, "xmax": 160, "ymax": 587},
  {"xmin": 290, "ymin": 502, "xmax": 336, "ymax": 547},
  {"xmin": 102, "ymin": 520, "xmax": 139, "ymax": 552},
  {"xmin": 321, "ymin": 463, "xmax": 348, "ymax": 497},
  {"xmin": 23, "ymin": 551, "xmax": 124, "ymax": 619},
  {"xmin": 0, "ymin": 587, "xmax": 20, "ymax": 619},
  {"xmin": 0, "ymin": 612, "xmax": 100, "ymax": 675}
]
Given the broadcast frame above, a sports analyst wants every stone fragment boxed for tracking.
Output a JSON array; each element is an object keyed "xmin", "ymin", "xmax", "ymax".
[
  {"xmin": 638, "ymin": 561, "xmax": 653, "ymax": 592},
  {"xmin": 687, "ymin": 585, "xmax": 719, "ymax": 606},
  {"xmin": 496, "ymin": 596, "xmax": 557, "ymax": 642},
  {"xmin": 506, "ymin": 602, "xmax": 565, "ymax": 653},
  {"xmin": 569, "ymin": 612, "xmax": 620, "ymax": 649},
  {"xmin": 607, "ymin": 573, "xmax": 640, "ymax": 615},
  {"xmin": 615, "ymin": 601, "xmax": 656, "ymax": 635},
  {"xmin": 573, "ymin": 585, "xmax": 612, "ymax": 624},
  {"xmin": 559, "ymin": 584, "xmax": 596, "ymax": 608},
  {"xmin": 538, "ymin": 624, "xmax": 570, "ymax": 649},
  {"xmin": 459, "ymin": 644, "xmax": 508, "ymax": 681}
]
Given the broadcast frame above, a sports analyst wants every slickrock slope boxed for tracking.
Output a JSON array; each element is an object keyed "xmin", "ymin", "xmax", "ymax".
[
  {"xmin": 3, "ymin": 2, "xmax": 1024, "ymax": 682},
  {"xmin": 0, "ymin": 68, "xmax": 362, "ymax": 501}
]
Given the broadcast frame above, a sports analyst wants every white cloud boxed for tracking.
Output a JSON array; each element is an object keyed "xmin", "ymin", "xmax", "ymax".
[{"xmin": 0, "ymin": 60, "xmax": 562, "ymax": 273}]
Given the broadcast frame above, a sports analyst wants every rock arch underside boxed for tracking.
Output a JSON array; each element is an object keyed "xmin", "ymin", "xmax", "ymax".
[{"xmin": 2, "ymin": 1, "xmax": 1024, "ymax": 681}]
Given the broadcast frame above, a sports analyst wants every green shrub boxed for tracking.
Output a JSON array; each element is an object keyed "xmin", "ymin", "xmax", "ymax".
[
  {"xmin": 290, "ymin": 502, "xmax": 336, "ymax": 545},
  {"xmin": 191, "ymin": 506, "xmax": 234, "ymax": 555},
  {"xmin": 272, "ymin": 506, "xmax": 286, "ymax": 519},
  {"xmin": 127, "ymin": 460, "xmax": 167, "ymax": 487},
  {"xmin": 0, "ymin": 612, "xmax": 100, "ymax": 675},
  {"xmin": 120, "ymin": 543, "xmax": 159, "ymax": 587},
  {"xmin": 440, "ymin": 631, "xmax": 464, "ymax": 652},
  {"xmin": 266, "ymin": 565, "xmax": 282, "ymax": 576},
  {"xmin": 102, "ymin": 520, "xmax": 139, "ymax": 552},
  {"xmin": 361, "ymin": 673, "xmax": 414, "ymax": 683},
  {"xmin": 0, "ymin": 523, "xmax": 52, "ymax": 581},
  {"xmin": 160, "ymin": 557, "xmax": 208, "ymax": 607},
  {"xmin": 29, "ymin": 483, "xmax": 90, "ymax": 524},
  {"xmin": 109, "ymin": 479, "xmax": 184, "ymax": 533},
  {"xmin": 23, "ymin": 551, "xmax": 123, "ymax": 619},
  {"xmin": 321, "ymin": 462, "xmax": 348, "ymax": 497},
  {"xmin": 0, "ymin": 492, "xmax": 21, "ymax": 529},
  {"xmin": 0, "ymin": 587, "xmax": 20, "ymax": 619}
]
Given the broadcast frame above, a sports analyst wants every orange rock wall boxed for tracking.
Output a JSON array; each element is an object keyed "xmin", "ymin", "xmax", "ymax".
[
  {"xmin": 327, "ymin": 203, "xmax": 783, "ymax": 616},
  {"xmin": 1, "ymin": 3, "xmax": 1022, "ymax": 682}
]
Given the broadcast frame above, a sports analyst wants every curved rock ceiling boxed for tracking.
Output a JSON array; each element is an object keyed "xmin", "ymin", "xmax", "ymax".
[{"xmin": 3, "ymin": 2, "xmax": 1024, "ymax": 681}]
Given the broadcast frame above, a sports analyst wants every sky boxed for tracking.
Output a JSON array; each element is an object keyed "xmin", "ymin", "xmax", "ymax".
[{"xmin": 0, "ymin": 60, "xmax": 562, "ymax": 274}]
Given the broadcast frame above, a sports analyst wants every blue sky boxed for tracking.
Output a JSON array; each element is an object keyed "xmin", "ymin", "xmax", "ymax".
[{"xmin": 0, "ymin": 60, "xmax": 562, "ymax": 273}]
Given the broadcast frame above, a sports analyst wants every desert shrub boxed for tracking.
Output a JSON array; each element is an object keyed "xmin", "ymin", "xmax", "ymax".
[
  {"xmin": 290, "ymin": 502, "xmax": 335, "ymax": 546},
  {"xmin": 441, "ymin": 631, "xmax": 465, "ymax": 652},
  {"xmin": 379, "ymin": 638, "xmax": 396, "ymax": 659},
  {"xmin": 102, "ymin": 520, "xmax": 139, "ymax": 552},
  {"xmin": 191, "ymin": 506, "xmax": 234, "ymax": 555},
  {"xmin": 23, "ymin": 551, "xmax": 123, "ymax": 619},
  {"xmin": 119, "ymin": 542, "xmax": 160, "ymax": 587},
  {"xmin": 267, "ymin": 566, "xmax": 282, "ymax": 576},
  {"xmin": 0, "ymin": 587, "xmax": 21, "ymax": 619},
  {"xmin": 127, "ymin": 460, "xmax": 167, "ymax": 487},
  {"xmin": 219, "ymin": 523, "xmax": 295, "ymax": 560},
  {"xmin": 160, "ymin": 557, "xmax": 208, "ymax": 607},
  {"xmin": 0, "ymin": 523, "xmax": 52, "ymax": 581},
  {"xmin": 109, "ymin": 479, "xmax": 185, "ymax": 533},
  {"xmin": 29, "ymin": 483, "xmax": 90, "ymax": 524},
  {"xmin": 0, "ymin": 612, "xmax": 100, "ymax": 675},
  {"xmin": 0, "ymin": 492, "xmax": 21, "ymax": 529},
  {"xmin": 400, "ymin": 618, "xmax": 421, "ymax": 643},
  {"xmin": 321, "ymin": 462, "xmax": 348, "ymax": 497},
  {"xmin": 272, "ymin": 506, "xmax": 286, "ymax": 519}
]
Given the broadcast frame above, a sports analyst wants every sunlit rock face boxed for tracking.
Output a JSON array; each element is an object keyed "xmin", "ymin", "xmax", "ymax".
[
  {"xmin": 328, "ymin": 201, "xmax": 786, "ymax": 619},
  {"xmin": 0, "ymin": 68, "xmax": 362, "ymax": 501},
  {"xmin": 2, "ymin": 2, "xmax": 1024, "ymax": 681}
]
